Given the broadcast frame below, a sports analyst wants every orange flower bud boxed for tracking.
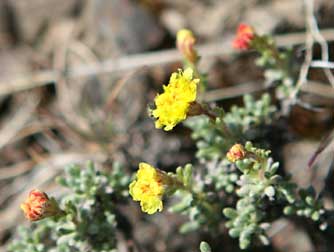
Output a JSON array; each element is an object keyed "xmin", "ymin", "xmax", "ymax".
[
  {"xmin": 21, "ymin": 189, "xmax": 63, "ymax": 221},
  {"xmin": 232, "ymin": 24, "xmax": 255, "ymax": 50},
  {"xmin": 176, "ymin": 29, "xmax": 198, "ymax": 63},
  {"xmin": 226, "ymin": 144, "xmax": 246, "ymax": 163}
]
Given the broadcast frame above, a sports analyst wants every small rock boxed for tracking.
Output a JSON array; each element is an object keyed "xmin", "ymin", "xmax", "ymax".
[
  {"xmin": 283, "ymin": 140, "xmax": 333, "ymax": 194},
  {"xmin": 84, "ymin": 0, "xmax": 165, "ymax": 56},
  {"xmin": 271, "ymin": 218, "xmax": 315, "ymax": 252}
]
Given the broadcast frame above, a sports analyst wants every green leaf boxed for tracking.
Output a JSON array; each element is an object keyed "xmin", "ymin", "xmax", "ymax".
[
  {"xmin": 223, "ymin": 208, "xmax": 237, "ymax": 219},
  {"xmin": 229, "ymin": 228, "xmax": 241, "ymax": 238},
  {"xmin": 179, "ymin": 221, "xmax": 200, "ymax": 234},
  {"xmin": 200, "ymin": 241, "xmax": 212, "ymax": 252}
]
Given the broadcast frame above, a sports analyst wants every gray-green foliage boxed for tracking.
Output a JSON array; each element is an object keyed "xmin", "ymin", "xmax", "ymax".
[
  {"xmin": 8, "ymin": 162, "xmax": 130, "ymax": 252},
  {"xmin": 224, "ymin": 94, "xmax": 276, "ymax": 135},
  {"xmin": 253, "ymin": 35, "xmax": 295, "ymax": 99},
  {"xmin": 169, "ymin": 164, "xmax": 222, "ymax": 234},
  {"xmin": 222, "ymin": 142, "xmax": 286, "ymax": 249},
  {"xmin": 205, "ymin": 159, "xmax": 239, "ymax": 193},
  {"xmin": 223, "ymin": 142, "xmax": 325, "ymax": 249},
  {"xmin": 199, "ymin": 241, "xmax": 212, "ymax": 252},
  {"xmin": 185, "ymin": 114, "xmax": 230, "ymax": 161},
  {"xmin": 284, "ymin": 187, "xmax": 327, "ymax": 229},
  {"xmin": 186, "ymin": 94, "xmax": 275, "ymax": 161},
  {"xmin": 185, "ymin": 94, "xmax": 328, "ymax": 249},
  {"xmin": 178, "ymin": 95, "xmax": 278, "ymax": 241},
  {"xmin": 235, "ymin": 142, "xmax": 296, "ymax": 202},
  {"xmin": 224, "ymin": 199, "xmax": 269, "ymax": 250},
  {"xmin": 7, "ymin": 222, "xmax": 55, "ymax": 252}
]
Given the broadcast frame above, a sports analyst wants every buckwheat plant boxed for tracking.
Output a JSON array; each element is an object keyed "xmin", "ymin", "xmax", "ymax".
[
  {"xmin": 128, "ymin": 27, "xmax": 332, "ymax": 250},
  {"xmin": 9, "ymin": 26, "xmax": 334, "ymax": 252},
  {"xmin": 9, "ymin": 162, "xmax": 130, "ymax": 252}
]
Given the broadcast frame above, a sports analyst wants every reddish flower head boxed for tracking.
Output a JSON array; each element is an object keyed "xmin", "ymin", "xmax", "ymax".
[
  {"xmin": 232, "ymin": 24, "xmax": 255, "ymax": 50},
  {"xmin": 21, "ymin": 189, "xmax": 62, "ymax": 221},
  {"xmin": 226, "ymin": 144, "xmax": 246, "ymax": 163}
]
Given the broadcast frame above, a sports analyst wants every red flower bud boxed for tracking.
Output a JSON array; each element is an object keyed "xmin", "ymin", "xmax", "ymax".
[
  {"xmin": 21, "ymin": 189, "xmax": 63, "ymax": 221},
  {"xmin": 226, "ymin": 144, "xmax": 246, "ymax": 163},
  {"xmin": 232, "ymin": 24, "xmax": 255, "ymax": 50},
  {"xmin": 176, "ymin": 29, "xmax": 198, "ymax": 63}
]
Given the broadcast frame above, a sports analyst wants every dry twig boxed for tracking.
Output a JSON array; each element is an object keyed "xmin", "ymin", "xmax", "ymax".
[
  {"xmin": 1, "ymin": 30, "xmax": 334, "ymax": 97},
  {"xmin": 311, "ymin": 60, "xmax": 334, "ymax": 69},
  {"xmin": 203, "ymin": 80, "xmax": 334, "ymax": 103},
  {"xmin": 289, "ymin": 0, "xmax": 334, "ymax": 105},
  {"xmin": 0, "ymin": 94, "xmax": 39, "ymax": 150},
  {"xmin": 288, "ymin": 0, "xmax": 316, "ymax": 104}
]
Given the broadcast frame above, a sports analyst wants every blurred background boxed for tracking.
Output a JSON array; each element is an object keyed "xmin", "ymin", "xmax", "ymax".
[{"xmin": 1, "ymin": 0, "xmax": 334, "ymax": 251}]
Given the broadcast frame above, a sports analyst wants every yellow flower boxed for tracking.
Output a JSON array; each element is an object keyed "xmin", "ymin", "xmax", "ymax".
[
  {"xmin": 152, "ymin": 68, "xmax": 199, "ymax": 131},
  {"xmin": 176, "ymin": 29, "xmax": 197, "ymax": 63},
  {"xmin": 129, "ymin": 163, "xmax": 168, "ymax": 214},
  {"xmin": 226, "ymin": 144, "xmax": 246, "ymax": 163}
]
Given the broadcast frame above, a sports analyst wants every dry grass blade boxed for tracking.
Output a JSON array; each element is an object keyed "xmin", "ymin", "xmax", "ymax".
[
  {"xmin": 104, "ymin": 66, "xmax": 147, "ymax": 112},
  {"xmin": 0, "ymin": 160, "xmax": 34, "ymax": 180},
  {"xmin": 1, "ymin": 30, "xmax": 334, "ymax": 97},
  {"xmin": 311, "ymin": 60, "xmax": 334, "ymax": 69},
  {"xmin": 203, "ymin": 82, "xmax": 265, "ymax": 102},
  {"xmin": 289, "ymin": 0, "xmax": 334, "ymax": 106},
  {"xmin": 203, "ymin": 80, "xmax": 334, "ymax": 102},
  {"xmin": 288, "ymin": 0, "xmax": 315, "ymax": 104},
  {"xmin": 0, "ymin": 94, "xmax": 40, "ymax": 150}
]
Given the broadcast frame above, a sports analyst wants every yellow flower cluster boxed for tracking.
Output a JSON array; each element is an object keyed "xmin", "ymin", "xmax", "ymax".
[
  {"xmin": 129, "ymin": 163, "xmax": 167, "ymax": 214},
  {"xmin": 152, "ymin": 68, "xmax": 199, "ymax": 131}
]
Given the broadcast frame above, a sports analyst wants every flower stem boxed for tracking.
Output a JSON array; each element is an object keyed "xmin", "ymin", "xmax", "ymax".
[{"xmin": 201, "ymin": 106, "xmax": 235, "ymax": 141}]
